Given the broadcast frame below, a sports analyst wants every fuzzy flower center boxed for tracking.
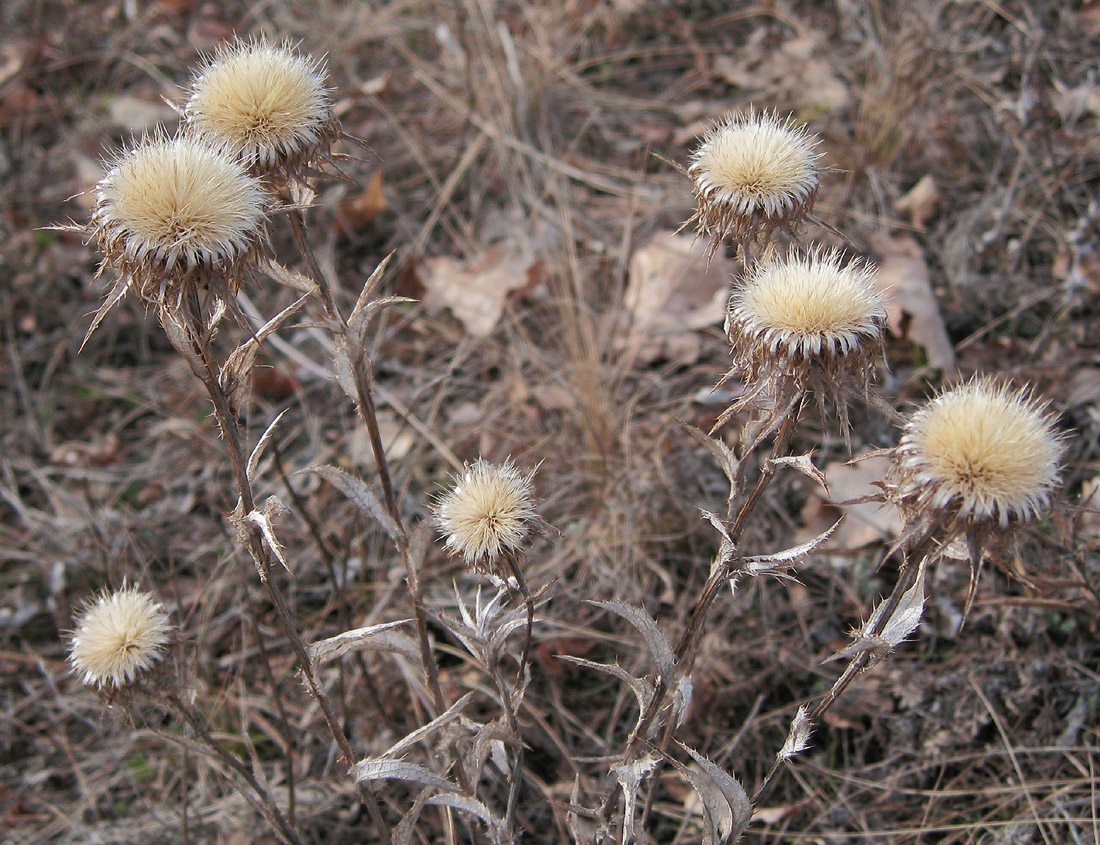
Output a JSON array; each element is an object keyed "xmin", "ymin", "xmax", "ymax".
[
  {"xmin": 70, "ymin": 586, "xmax": 171, "ymax": 688},
  {"xmin": 187, "ymin": 41, "xmax": 330, "ymax": 165},
  {"xmin": 435, "ymin": 460, "xmax": 536, "ymax": 566},
  {"xmin": 98, "ymin": 137, "xmax": 266, "ymax": 267},
  {"xmin": 912, "ymin": 386, "xmax": 1061, "ymax": 514},
  {"xmin": 733, "ymin": 251, "xmax": 884, "ymax": 356}
]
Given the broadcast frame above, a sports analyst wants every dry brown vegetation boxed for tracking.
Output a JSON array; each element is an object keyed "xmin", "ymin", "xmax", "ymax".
[{"xmin": 4, "ymin": 0, "xmax": 1100, "ymax": 842}]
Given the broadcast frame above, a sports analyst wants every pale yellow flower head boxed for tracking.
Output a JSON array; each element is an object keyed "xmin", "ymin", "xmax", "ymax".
[
  {"xmin": 894, "ymin": 379, "xmax": 1064, "ymax": 527},
  {"xmin": 729, "ymin": 248, "xmax": 885, "ymax": 362},
  {"xmin": 69, "ymin": 585, "xmax": 172, "ymax": 689},
  {"xmin": 185, "ymin": 37, "xmax": 336, "ymax": 179},
  {"xmin": 434, "ymin": 459, "xmax": 538, "ymax": 574},
  {"xmin": 688, "ymin": 110, "xmax": 822, "ymax": 249},
  {"xmin": 91, "ymin": 134, "xmax": 268, "ymax": 306}
]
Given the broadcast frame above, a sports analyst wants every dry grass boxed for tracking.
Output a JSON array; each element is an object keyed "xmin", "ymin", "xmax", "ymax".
[{"xmin": 3, "ymin": 0, "xmax": 1100, "ymax": 842}]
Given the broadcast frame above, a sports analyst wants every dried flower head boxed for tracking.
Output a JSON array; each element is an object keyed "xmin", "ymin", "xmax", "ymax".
[
  {"xmin": 891, "ymin": 379, "xmax": 1064, "ymax": 530},
  {"xmin": 687, "ymin": 110, "xmax": 822, "ymax": 251},
  {"xmin": 434, "ymin": 459, "xmax": 538, "ymax": 575},
  {"xmin": 69, "ymin": 585, "xmax": 172, "ymax": 689},
  {"xmin": 184, "ymin": 37, "xmax": 336, "ymax": 181},
  {"xmin": 715, "ymin": 248, "xmax": 885, "ymax": 434},
  {"xmin": 90, "ymin": 134, "xmax": 268, "ymax": 315}
]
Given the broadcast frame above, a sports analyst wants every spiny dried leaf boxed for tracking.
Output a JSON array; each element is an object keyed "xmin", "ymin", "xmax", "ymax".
[
  {"xmin": 81, "ymin": 273, "xmax": 134, "ymax": 349},
  {"xmin": 778, "ymin": 705, "xmax": 814, "ymax": 761},
  {"xmin": 589, "ymin": 600, "xmax": 677, "ymax": 683},
  {"xmin": 683, "ymin": 423, "xmax": 741, "ymax": 506},
  {"xmin": 742, "ymin": 518, "xmax": 841, "ymax": 572},
  {"xmin": 352, "ymin": 758, "xmax": 457, "ymax": 792},
  {"xmin": 248, "ymin": 409, "xmax": 289, "ymax": 481},
  {"xmin": 678, "ymin": 743, "xmax": 752, "ymax": 843},
  {"xmin": 390, "ymin": 789, "xmax": 433, "ymax": 845},
  {"xmin": 426, "ymin": 793, "xmax": 511, "ymax": 845},
  {"xmin": 701, "ymin": 511, "xmax": 738, "ymax": 568},
  {"xmin": 263, "ymin": 257, "xmax": 317, "ymax": 294},
  {"xmin": 382, "ymin": 692, "xmax": 475, "ymax": 761},
  {"xmin": 672, "ymin": 676, "xmax": 694, "ymax": 729},
  {"xmin": 244, "ymin": 498, "xmax": 291, "ymax": 572},
  {"xmin": 769, "ymin": 454, "xmax": 829, "ymax": 495},
  {"xmin": 613, "ymin": 753, "xmax": 659, "ymax": 845},
  {"xmin": 557, "ymin": 656, "xmax": 655, "ymax": 716},
  {"xmin": 160, "ymin": 307, "xmax": 202, "ymax": 376},
  {"xmin": 308, "ymin": 619, "xmax": 419, "ymax": 671},
  {"xmin": 305, "ymin": 465, "xmax": 400, "ymax": 542},
  {"xmin": 347, "ymin": 252, "xmax": 397, "ymax": 343},
  {"xmin": 219, "ymin": 294, "xmax": 309, "ymax": 418}
]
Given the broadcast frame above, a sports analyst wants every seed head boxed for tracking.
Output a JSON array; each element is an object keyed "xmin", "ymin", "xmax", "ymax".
[
  {"xmin": 687, "ymin": 110, "xmax": 822, "ymax": 250},
  {"xmin": 434, "ymin": 459, "xmax": 538, "ymax": 575},
  {"xmin": 892, "ymin": 379, "xmax": 1064, "ymax": 528},
  {"xmin": 91, "ymin": 134, "xmax": 268, "ymax": 309},
  {"xmin": 185, "ymin": 37, "xmax": 336, "ymax": 181},
  {"xmin": 715, "ymin": 248, "xmax": 885, "ymax": 435},
  {"xmin": 69, "ymin": 585, "xmax": 172, "ymax": 689}
]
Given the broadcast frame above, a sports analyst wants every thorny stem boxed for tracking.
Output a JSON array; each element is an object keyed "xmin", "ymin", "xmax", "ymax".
[
  {"xmin": 289, "ymin": 209, "xmax": 447, "ymax": 717},
  {"xmin": 165, "ymin": 691, "xmax": 303, "ymax": 845},
  {"xmin": 189, "ymin": 333, "xmax": 391, "ymax": 839},
  {"xmin": 597, "ymin": 397, "xmax": 806, "ymax": 834},
  {"xmin": 503, "ymin": 552, "xmax": 536, "ymax": 831}
]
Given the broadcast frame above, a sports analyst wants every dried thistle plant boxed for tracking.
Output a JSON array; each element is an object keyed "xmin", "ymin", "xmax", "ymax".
[
  {"xmin": 184, "ymin": 37, "xmax": 338, "ymax": 185},
  {"xmin": 686, "ymin": 110, "xmax": 822, "ymax": 254},
  {"xmin": 68, "ymin": 584, "xmax": 172, "ymax": 690}
]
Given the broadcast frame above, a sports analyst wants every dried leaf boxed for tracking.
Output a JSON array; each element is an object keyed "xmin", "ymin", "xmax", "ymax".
[
  {"xmin": 672, "ymin": 676, "xmax": 694, "ymax": 729},
  {"xmin": 621, "ymin": 231, "xmax": 731, "ymax": 365},
  {"xmin": 871, "ymin": 231, "xmax": 955, "ymax": 370},
  {"xmin": 613, "ymin": 754, "xmax": 659, "ymax": 845},
  {"xmin": 777, "ymin": 705, "xmax": 814, "ymax": 761},
  {"xmin": 308, "ymin": 619, "xmax": 420, "ymax": 670},
  {"xmin": 382, "ymin": 692, "xmax": 475, "ymax": 760},
  {"xmin": 683, "ymin": 424, "xmax": 740, "ymax": 505},
  {"xmin": 419, "ymin": 241, "xmax": 537, "ymax": 337},
  {"xmin": 867, "ymin": 565, "xmax": 927, "ymax": 647},
  {"xmin": 245, "ymin": 500, "xmax": 291, "ymax": 572},
  {"xmin": 305, "ymin": 465, "xmax": 400, "ymax": 542},
  {"xmin": 557, "ymin": 656, "xmax": 654, "ymax": 715},
  {"xmin": 797, "ymin": 455, "xmax": 899, "ymax": 554},
  {"xmin": 338, "ymin": 169, "xmax": 387, "ymax": 228},
  {"xmin": 263, "ymin": 257, "xmax": 317, "ymax": 294},
  {"xmin": 678, "ymin": 743, "xmax": 752, "ymax": 843},
  {"xmin": 247, "ymin": 409, "xmax": 289, "ymax": 481},
  {"xmin": 220, "ymin": 295, "xmax": 309, "ymax": 418},
  {"xmin": 352, "ymin": 758, "xmax": 456, "ymax": 792},
  {"xmin": 589, "ymin": 600, "xmax": 677, "ymax": 683},
  {"xmin": 894, "ymin": 175, "xmax": 940, "ymax": 231},
  {"xmin": 741, "ymin": 519, "xmax": 840, "ymax": 570},
  {"xmin": 425, "ymin": 794, "xmax": 510, "ymax": 844},
  {"xmin": 768, "ymin": 454, "xmax": 829, "ymax": 494}
]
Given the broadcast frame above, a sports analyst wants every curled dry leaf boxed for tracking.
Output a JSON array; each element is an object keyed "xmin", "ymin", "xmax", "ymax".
[
  {"xmin": 304, "ymin": 465, "xmax": 401, "ymax": 543},
  {"xmin": 308, "ymin": 619, "xmax": 420, "ymax": 671},
  {"xmin": 797, "ymin": 455, "xmax": 901, "ymax": 556},
  {"xmin": 777, "ymin": 705, "xmax": 814, "ymax": 761},
  {"xmin": 871, "ymin": 230, "xmax": 955, "ymax": 371},
  {"xmin": 671, "ymin": 742, "xmax": 752, "ymax": 845},
  {"xmin": 418, "ymin": 241, "xmax": 538, "ymax": 337},
  {"xmin": 589, "ymin": 600, "xmax": 677, "ymax": 683},
  {"xmin": 613, "ymin": 753, "xmax": 659, "ymax": 845},
  {"xmin": 621, "ymin": 231, "xmax": 732, "ymax": 365}
]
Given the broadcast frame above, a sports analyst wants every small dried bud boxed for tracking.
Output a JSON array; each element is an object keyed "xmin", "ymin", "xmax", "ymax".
[
  {"xmin": 69, "ymin": 585, "xmax": 172, "ymax": 689},
  {"xmin": 434, "ymin": 459, "xmax": 538, "ymax": 575},
  {"xmin": 90, "ymin": 134, "xmax": 268, "ymax": 311},
  {"xmin": 891, "ymin": 379, "xmax": 1064, "ymax": 529},
  {"xmin": 687, "ymin": 110, "xmax": 822, "ymax": 251},
  {"xmin": 716, "ymin": 248, "xmax": 885, "ymax": 433},
  {"xmin": 185, "ymin": 37, "xmax": 337, "ymax": 182}
]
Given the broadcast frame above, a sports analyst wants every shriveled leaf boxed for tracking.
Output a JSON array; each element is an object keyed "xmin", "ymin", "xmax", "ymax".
[
  {"xmin": 672, "ymin": 676, "xmax": 694, "ymax": 729},
  {"xmin": 383, "ymin": 692, "xmax": 475, "ymax": 760},
  {"xmin": 309, "ymin": 619, "xmax": 419, "ymax": 670},
  {"xmin": 305, "ymin": 465, "xmax": 400, "ymax": 542},
  {"xmin": 219, "ymin": 294, "xmax": 309, "ymax": 418},
  {"xmin": 248, "ymin": 409, "xmax": 289, "ymax": 481},
  {"xmin": 352, "ymin": 758, "xmax": 457, "ymax": 792},
  {"xmin": 557, "ymin": 656, "xmax": 654, "ymax": 715},
  {"xmin": 589, "ymin": 600, "xmax": 677, "ymax": 683},
  {"xmin": 894, "ymin": 174, "xmax": 940, "ymax": 231},
  {"xmin": 263, "ymin": 257, "xmax": 317, "ymax": 294},
  {"xmin": 683, "ymin": 424, "xmax": 740, "ymax": 505},
  {"xmin": 418, "ymin": 241, "xmax": 538, "ymax": 337},
  {"xmin": 679, "ymin": 743, "xmax": 751, "ymax": 843},
  {"xmin": 868, "ymin": 564, "xmax": 927, "ymax": 647},
  {"xmin": 425, "ymin": 793, "xmax": 510, "ymax": 844},
  {"xmin": 741, "ymin": 519, "xmax": 841, "ymax": 572},
  {"xmin": 777, "ymin": 705, "xmax": 814, "ymax": 761},
  {"xmin": 768, "ymin": 454, "xmax": 829, "ymax": 495},
  {"xmin": 347, "ymin": 252, "xmax": 396, "ymax": 344},
  {"xmin": 81, "ymin": 274, "xmax": 134, "ymax": 349},
  {"xmin": 390, "ymin": 789, "xmax": 433, "ymax": 845},
  {"xmin": 613, "ymin": 753, "xmax": 659, "ymax": 845},
  {"xmin": 160, "ymin": 307, "xmax": 202, "ymax": 375},
  {"xmin": 245, "ymin": 500, "xmax": 291, "ymax": 572}
]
